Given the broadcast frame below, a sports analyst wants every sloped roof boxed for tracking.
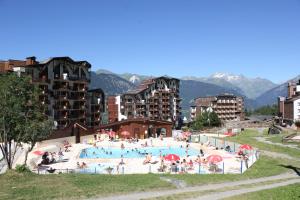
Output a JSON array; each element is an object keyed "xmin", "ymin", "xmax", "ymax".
[{"xmin": 125, "ymin": 76, "xmax": 179, "ymax": 94}]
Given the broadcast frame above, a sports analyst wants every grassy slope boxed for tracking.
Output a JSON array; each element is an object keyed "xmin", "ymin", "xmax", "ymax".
[
  {"xmin": 0, "ymin": 172, "xmax": 173, "ymax": 200},
  {"xmin": 225, "ymin": 183, "xmax": 300, "ymax": 200},
  {"xmin": 225, "ymin": 129, "xmax": 300, "ymax": 158},
  {"xmin": 266, "ymin": 132, "xmax": 300, "ymax": 148}
]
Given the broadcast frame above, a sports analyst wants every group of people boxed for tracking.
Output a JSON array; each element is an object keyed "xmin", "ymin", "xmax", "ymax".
[
  {"xmin": 77, "ymin": 161, "xmax": 87, "ymax": 169},
  {"xmin": 169, "ymin": 159, "xmax": 194, "ymax": 174},
  {"xmin": 39, "ymin": 148, "xmax": 65, "ymax": 166}
]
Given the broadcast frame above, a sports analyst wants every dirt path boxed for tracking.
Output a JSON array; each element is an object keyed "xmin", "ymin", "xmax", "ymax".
[
  {"xmin": 91, "ymin": 173, "xmax": 297, "ymax": 200},
  {"xmin": 255, "ymin": 137, "xmax": 300, "ymax": 150},
  {"xmin": 192, "ymin": 178, "xmax": 300, "ymax": 200},
  {"xmin": 260, "ymin": 150, "xmax": 296, "ymax": 160}
]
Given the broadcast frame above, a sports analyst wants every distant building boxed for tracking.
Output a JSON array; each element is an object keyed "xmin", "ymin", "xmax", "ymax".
[
  {"xmin": 106, "ymin": 77, "xmax": 181, "ymax": 128},
  {"xmin": 190, "ymin": 94, "xmax": 245, "ymax": 122},
  {"xmin": 278, "ymin": 80, "xmax": 300, "ymax": 122},
  {"xmin": 99, "ymin": 118, "xmax": 173, "ymax": 139},
  {"xmin": 0, "ymin": 58, "xmax": 29, "ymax": 73},
  {"xmin": 1, "ymin": 56, "xmax": 105, "ymax": 130}
]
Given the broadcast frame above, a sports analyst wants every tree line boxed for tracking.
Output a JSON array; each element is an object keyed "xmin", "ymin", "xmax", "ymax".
[
  {"xmin": 246, "ymin": 104, "xmax": 278, "ymax": 116},
  {"xmin": 192, "ymin": 111, "xmax": 221, "ymax": 130}
]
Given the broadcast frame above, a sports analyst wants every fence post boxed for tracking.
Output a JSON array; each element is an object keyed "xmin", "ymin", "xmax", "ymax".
[
  {"xmin": 240, "ymin": 160, "xmax": 243, "ymax": 174},
  {"xmin": 95, "ymin": 167, "xmax": 96, "ymax": 174},
  {"xmin": 149, "ymin": 164, "xmax": 151, "ymax": 173},
  {"xmin": 198, "ymin": 163, "xmax": 201, "ymax": 174},
  {"xmin": 234, "ymin": 143, "xmax": 236, "ymax": 152},
  {"xmin": 199, "ymin": 135, "xmax": 201, "ymax": 143},
  {"xmin": 214, "ymin": 138, "xmax": 217, "ymax": 147},
  {"xmin": 67, "ymin": 168, "xmax": 69, "ymax": 174},
  {"xmin": 223, "ymin": 162, "xmax": 225, "ymax": 174},
  {"xmin": 122, "ymin": 166, "xmax": 124, "ymax": 174}
]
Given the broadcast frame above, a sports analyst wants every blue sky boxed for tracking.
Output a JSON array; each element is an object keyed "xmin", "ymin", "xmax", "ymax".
[{"xmin": 0, "ymin": 0, "xmax": 299, "ymax": 83}]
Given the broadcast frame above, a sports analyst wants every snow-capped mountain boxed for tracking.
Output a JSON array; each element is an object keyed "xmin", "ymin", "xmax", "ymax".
[
  {"xmin": 211, "ymin": 72, "xmax": 243, "ymax": 81},
  {"xmin": 182, "ymin": 72, "xmax": 277, "ymax": 99},
  {"xmin": 129, "ymin": 75, "xmax": 141, "ymax": 84}
]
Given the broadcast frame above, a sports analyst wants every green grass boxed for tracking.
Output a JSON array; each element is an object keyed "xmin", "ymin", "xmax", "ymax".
[
  {"xmin": 0, "ymin": 171, "xmax": 174, "ymax": 200},
  {"xmin": 226, "ymin": 129, "xmax": 300, "ymax": 158},
  {"xmin": 266, "ymin": 133, "xmax": 300, "ymax": 148},
  {"xmin": 225, "ymin": 183, "xmax": 300, "ymax": 200},
  {"xmin": 144, "ymin": 178, "xmax": 297, "ymax": 200},
  {"xmin": 1, "ymin": 128, "xmax": 300, "ymax": 200},
  {"xmin": 1, "ymin": 155, "xmax": 298, "ymax": 200}
]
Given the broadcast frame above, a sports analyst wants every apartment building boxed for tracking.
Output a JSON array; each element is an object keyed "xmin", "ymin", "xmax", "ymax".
[
  {"xmin": 2, "ymin": 56, "xmax": 105, "ymax": 129},
  {"xmin": 107, "ymin": 96, "xmax": 119, "ymax": 123},
  {"xmin": 191, "ymin": 94, "xmax": 245, "ymax": 122},
  {"xmin": 278, "ymin": 80, "xmax": 300, "ymax": 122},
  {"xmin": 116, "ymin": 76, "xmax": 181, "ymax": 126}
]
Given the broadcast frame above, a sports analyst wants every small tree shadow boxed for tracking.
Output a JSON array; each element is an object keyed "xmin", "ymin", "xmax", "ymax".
[{"xmin": 279, "ymin": 165, "xmax": 300, "ymax": 176}]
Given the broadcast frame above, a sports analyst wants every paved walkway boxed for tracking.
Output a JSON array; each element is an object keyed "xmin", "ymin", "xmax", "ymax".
[
  {"xmin": 255, "ymin": 137, "xmax": 300, "ymax": 150},
  {"xmin": 192, "ymin": 178, "xmax": 300, "ymax": 200},
  {"xmin": 260, "ymin": 150, "xmax": 296, "ymax": 160},
  {"xmin": 92, "ymin": 173, "xmax": 298, "ymax": 200}
]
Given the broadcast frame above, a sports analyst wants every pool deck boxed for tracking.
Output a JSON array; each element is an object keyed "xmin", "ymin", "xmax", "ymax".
[{"xmin": 23, "ymin": 135, "xmax": 254, "ymax": 174}]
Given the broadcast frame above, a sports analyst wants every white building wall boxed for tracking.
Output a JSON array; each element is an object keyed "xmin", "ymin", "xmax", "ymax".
[
  {"xmin": 293, "ymin": 99, "xmax": 300, "ymax": 121},
  {"xmin": 116, "ymin": 96, "xmax": 127, "ymax": 121}
]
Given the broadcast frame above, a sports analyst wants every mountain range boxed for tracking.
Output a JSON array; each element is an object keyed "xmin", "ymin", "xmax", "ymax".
[
  {"xmin": 181, "ymin": 73, "xmax": 277, "ymax": 99},
  {"xmin": 90, "ymin": 69, "xmax": 300, "ymax": 114}
]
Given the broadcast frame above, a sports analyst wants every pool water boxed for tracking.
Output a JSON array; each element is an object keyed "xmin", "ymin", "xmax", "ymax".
[{"xmin": 79, "ymin": 146, "xmax": 199, "ymax": 159}]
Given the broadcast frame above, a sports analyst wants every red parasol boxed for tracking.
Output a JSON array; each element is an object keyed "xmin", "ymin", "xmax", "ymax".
[
  {"xmin": 206, "ymin": 155, "xmax": 223, "ymax": 164},
  {"xmin": 164, "ymin": 154, "xmax": 180, "ymax": 162},
  {"xmin": 239, "ymin": 144, "xmax": 253, "ymax": 150},
  {"xmin": 120, "ymin": 131, "xmax": 130, "ymax": 137},
  {"xmin": 33, "ymin": 150, "xmax": 44, "ymax": 156}
]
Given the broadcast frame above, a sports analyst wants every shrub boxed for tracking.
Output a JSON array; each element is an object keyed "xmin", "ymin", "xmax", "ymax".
[
  {"xmin": 15, "ymin": 164, "xmax": 32, "ymax": 173},
  {"xmin": 181, "ymin": 126, "xmax": 189, "ymax": 131}
]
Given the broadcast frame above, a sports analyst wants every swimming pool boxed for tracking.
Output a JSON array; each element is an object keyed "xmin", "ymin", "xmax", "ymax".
[{"xmin": 79, "ymin": 146, "xmax": 199, "ymax": 159}]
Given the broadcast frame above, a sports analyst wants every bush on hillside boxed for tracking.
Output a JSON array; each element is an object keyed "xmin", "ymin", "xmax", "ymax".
[{"xmin": 15, "ymin": 164, "xmax": 32, "ymax": 173}]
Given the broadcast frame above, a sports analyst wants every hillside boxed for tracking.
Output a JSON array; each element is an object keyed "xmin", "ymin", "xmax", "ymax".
[
  {"xmin": 182, "ymin": 73, "xmax": 277, "ymax": 99},
  {"xmin": 181, "ymin": 76, "xmax": 245, "ymax": 96},
  {"xmin": 255, "ymin": 75, "xmax": 300, "ymax": 107},
  {"xmin": 90, "ymin": 72, "xmax": 135, "ymax": 95},
  {"xmin": 90, "ymin": 71, "xmax": 259, "ymax": 113},
  {"xmin": 119, "ymin": 73, "xmax": 152, "ymax": 85},
  {"xmin": 180, "ymin": 80, "xmax": 257, "ymax": 112}
]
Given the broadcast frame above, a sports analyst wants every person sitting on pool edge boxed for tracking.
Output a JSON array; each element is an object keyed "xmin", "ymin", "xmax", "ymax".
[
  {"xmin": 119, "ymin": 155, "xmax": 125, "ymax": 165},
  {"xmin": 143, "ymin": 153, "xmax": 152, "ymax": 164}
]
